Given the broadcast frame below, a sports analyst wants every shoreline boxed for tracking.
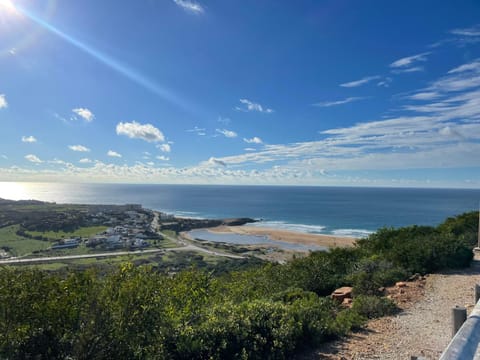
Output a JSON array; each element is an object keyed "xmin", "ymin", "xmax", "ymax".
[{"xmin": 204, "ymin": 225, "xmax": 357, "ymax": 248}]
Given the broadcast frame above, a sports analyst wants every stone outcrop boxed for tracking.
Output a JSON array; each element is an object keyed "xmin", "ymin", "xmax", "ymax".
[{"xmin": 331, "ymin": 286, "xmax": 353, "ymax": 302}]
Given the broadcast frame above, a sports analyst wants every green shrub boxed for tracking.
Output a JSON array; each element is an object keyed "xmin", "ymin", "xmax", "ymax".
[{"xmin": 351, "ymin": 295, "xmax": 397, "ymax": 319}]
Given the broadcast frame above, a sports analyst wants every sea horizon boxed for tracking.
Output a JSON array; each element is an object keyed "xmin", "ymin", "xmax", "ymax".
[{"xmin": 1, "ymin": 181, "xmax": 478, "ymax": 238}]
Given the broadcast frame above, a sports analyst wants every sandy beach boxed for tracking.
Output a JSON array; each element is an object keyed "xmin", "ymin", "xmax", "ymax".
[{"xmin": 207, "ymin": 225, "xmax": 357, "ymax": 248}]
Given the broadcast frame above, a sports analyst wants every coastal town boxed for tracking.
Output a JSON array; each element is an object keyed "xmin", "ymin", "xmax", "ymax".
[{"xmin": 0, "ymin": 198, "xmax": 263, "ymax": 266}]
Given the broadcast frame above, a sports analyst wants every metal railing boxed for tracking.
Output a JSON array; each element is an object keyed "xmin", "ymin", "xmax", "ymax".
[{"xmin": 439, "ymin": 284, "xmax": 480, "ymax": 359}]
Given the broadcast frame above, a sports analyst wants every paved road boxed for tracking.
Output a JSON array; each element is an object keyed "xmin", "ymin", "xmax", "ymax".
[{"xmin": 0, "ymin": 248, "xmax": 167, "ymax": 265}]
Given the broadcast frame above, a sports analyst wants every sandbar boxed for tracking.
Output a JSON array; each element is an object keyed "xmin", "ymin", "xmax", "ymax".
[{"xmin": 207, "ymin": 225, "xmax": 356, "ymax": 248}]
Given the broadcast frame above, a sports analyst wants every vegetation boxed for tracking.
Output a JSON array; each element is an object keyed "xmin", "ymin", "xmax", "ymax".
[
  {"xmin": 24, "ymin": 226, "xmax": 108, "ymax": 241},
  {"xmin": 0, "ymin": 211, "xmax": 476, "ymax": 359}
]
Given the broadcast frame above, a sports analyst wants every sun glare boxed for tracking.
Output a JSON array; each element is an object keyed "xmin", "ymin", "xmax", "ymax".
[{"xmin": 0, "ymin": 0, "xmax": 17, "ymax": 14}]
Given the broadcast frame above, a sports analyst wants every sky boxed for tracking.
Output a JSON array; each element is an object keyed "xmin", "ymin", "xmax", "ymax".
[{"xmin": 0, "ymin": 0, "xmax": 479, "ymax": 188}]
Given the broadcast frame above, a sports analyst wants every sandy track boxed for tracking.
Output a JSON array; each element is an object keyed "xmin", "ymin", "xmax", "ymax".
[{"xmin": 312, "ymin": 256, "xmax": 480, "ymax": 360}]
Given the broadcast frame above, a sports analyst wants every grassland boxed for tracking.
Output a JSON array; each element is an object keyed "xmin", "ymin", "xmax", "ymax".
[
  {"xmin": 0, "ymin": 225, "xmax": 51, "ymax": 256},
  {"xmin": 25, "ymin": 226, "xmax": 108, "ymax": 240}
]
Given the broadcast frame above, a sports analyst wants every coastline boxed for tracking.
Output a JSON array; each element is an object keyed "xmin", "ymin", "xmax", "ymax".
[{"xmin": 206, "ymin": 225, "xmax": 357, "ymax": 248}]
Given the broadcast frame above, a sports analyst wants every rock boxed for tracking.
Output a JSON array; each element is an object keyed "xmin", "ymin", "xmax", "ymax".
[
  {"xmin": 409, "ymin": 273, "xmax": 421, "ymax": 281},
  {"xmin": 342, "ymin": 298, "xmax": 353, "ymax": 307},
  {"xmin": 331, "ymin": 286, "xmax": 353, "ymax": 302},
  {"xmin": 396, "ymin": 281, "xmax": 407, "ymax": 288},
  {"xmin": 222, "ymin": 218, "xmax": 257, "ymax": 226}
]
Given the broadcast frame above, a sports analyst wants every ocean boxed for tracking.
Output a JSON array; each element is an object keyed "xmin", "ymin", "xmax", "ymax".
[{"xmin": 0, "ymin": 182, "xmax": 479, "ymax": 237}]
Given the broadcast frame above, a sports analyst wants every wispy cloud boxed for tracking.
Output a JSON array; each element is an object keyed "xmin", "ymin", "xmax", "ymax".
[
  {"xmin": 157, "ymin": 144, "xmax": 171, "ymax": 153},
  {"xmin": 340, "ymin": 75, "xmax": 380, "ymax": 88},
  {"xmin": 72, "ymin": 107, "xmax": 94, "ymax": 122},
  {"xmin": 173, "ymin": 0, "xmax": 204, "ymax": 14},
  {"xmin": 156, "ymin": 155, "xmax": 170, "ymax": 161},
  {"xmin": 312, "ymin": 97, "xmax": 366, "ymax": 108},
  {"xmin": 235, "ymin": 99, "xmax": 274, "ymax": 113},
  {"xmin": 218, "ymin": 116, "xmax": 231, "ymax": 125},
  {"xmin": 448, "ymin": 59, "xmax": 480, "ymax": 74},
  {"xmin": 79, "ymin": 158, "xmax": 92, "ymax": 163},
  {"xmin": 450, "ymin": 25, "xmax": 480, "ymax": 37},
  {"xmin": 25, "ymin": 154, "xmax": 42, "ymax": 163},
  {"xmin": 216, "ymin": 129, "xmax": 238, "ymax": 138},
  {"xmin": 390, "ymin": 52, "xmax": 430, "ymax": 71},
  {"xmin": 186, "ymin": 126, "xmax": 206, "ymax": 136},
  {"xmin": 391, "ymin": 66, "xmax": 424, "ymax": 74},
  {"xmin": 186, "ymin": 126, "xmax": 207, "ymax": 136},
  {"xmin": 107, "ymin": 150, "xmax": 122, "ymax": 158},
  {"xmin": 407, "ymin": 92, "xmax": 441, "ymax": 101},
  {"xmin": 243, "ymin": 136, "xmax": 263, "ymax": 144},
  {"xmin": 116, "ymin": 121, "xmax": 165, "ymax": 142},
  {"xmin": 0, "ymin": 94, "xmax": 7, "ymax": 109},
  {"xmin": 195, "ymin": 58, "xmax": 480, "ymax": 173},
  {"xmin": 21, "ymin": 136, "xmax": 37, "ymax": 143},
  {"xmin": 377, "ymin": 77, "xmax": 392, "ymax": 87},
  {"xmin": 69, "ymin": 145, "xmax": 90, "ymax": 152}
]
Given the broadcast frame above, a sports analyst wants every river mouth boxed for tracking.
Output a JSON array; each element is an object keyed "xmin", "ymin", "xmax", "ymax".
[{"xmin": 187, "ymin": 229, "xmax": 326, "ymax": 252}]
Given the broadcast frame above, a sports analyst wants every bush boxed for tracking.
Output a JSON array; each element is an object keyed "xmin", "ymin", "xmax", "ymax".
[{"xmin": 351, "ymin": 295, "xmax": 397, "ymax": 319}]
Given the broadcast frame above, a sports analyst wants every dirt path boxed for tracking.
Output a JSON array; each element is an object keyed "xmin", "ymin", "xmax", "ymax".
[{"xmin": 311, "ymin": 255, "xmax": 480, "ymax": 360}]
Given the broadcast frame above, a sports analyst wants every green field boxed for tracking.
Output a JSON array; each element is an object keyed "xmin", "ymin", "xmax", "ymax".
[
  {"xmin": 0, "ymin": 225, "xmax": 51, "ymax": 256},
  {"xmin": 26, "ymin": 226, "xmax": 108, "ymax": 240}
]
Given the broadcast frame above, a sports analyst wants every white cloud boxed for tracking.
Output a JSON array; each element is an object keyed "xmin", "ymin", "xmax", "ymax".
[
  {"xmin": 391, "ymin": 66, "xmax": 424, "ymax": 74},
  {"xmin": 116, "ymin": 121, "xmax": 165, "ymax": 142},
  {"xmin": 79, "ymin": 158, "xmax": 92, "ymax": 163},
  {"xmin": 377, "ymin": 77, "xmax": 392, "ymax": 87},
  {"xmin": 312, "ymin": 97, "xmax": 366, "ymax": 107},
  {"xmin": 448, "ymin": 59, "xmax": 480, "ymax": 74},
  {"xmin": 450, "ymin": 25, "xmax": 480, "ymax": 37},
  {"xmin": 25, "ymin": 154, "xmax": 42, "ymax": 163},
  {"xmin": 216, "ymin": 129, "xmax": 238, "ymax": 138},
  {"xmin": 72, "ymin": 108, "xmax": 94, "ymax": 122},
  {"xmin": 69, "ymin": 145, "xmax": 90, "ymax": 152},
  {"xmin": 157, "ymin": 144, "xmax": 171, "ymax": 153},
  {"xmin": 187, "ymin": 126, "xmax": 206, "ymax": 136},
  {"xmin": 243, "ymin": 136, "xmax": 263, "ymax": 144},
  {"xmin": 205, "ymin": 157, "xmax": 227, "ymax": 167},
  {"xmin": 107, "ymin": 150, "xmax": 122, "ymax": 158},
  {"xmin": 0, "ymin": 94, "xmax": 7, "ymax": 109},
  {"xmin": 390, "ymin": 52, "xmax": 430, "ymax": 68},
  {"xmin": 173, "ymin": 0, "xmax": 204, "ymax": 14},
  {"xmin": 407, "ymin": 92, "xmax": 441, "ymax": 100},
  {"xmin": 3, "ymin": 59, "xmax": 480, "ymax": 187},
  {"xmin": 235, "ymin": 99, "xmax": 274, "ymax": 113},
  {"xmin": 340, "ymin": 75, "xmax": 380, "ymax": 88},
  {"xmin": 156, "ymin": 155, "xmax": 170, "ymax": 161},
  {"xmin": 21, "ymin": 136, "xmax": 37, "ymax": 143}
]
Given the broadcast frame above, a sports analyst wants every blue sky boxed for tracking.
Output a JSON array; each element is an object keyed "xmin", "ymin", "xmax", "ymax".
[{"xmin": 0, "ymin": 0, "xmax": 479, "ymax": 187}]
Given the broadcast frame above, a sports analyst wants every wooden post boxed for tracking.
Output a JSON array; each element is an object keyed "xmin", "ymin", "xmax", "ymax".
[
  {"xmin": 475, "ymin": 284, "xmax": 480, "ymax": 304},
  {"xmin": 452, "ymin": 306, "xmax": 467, "ymax": 337}
]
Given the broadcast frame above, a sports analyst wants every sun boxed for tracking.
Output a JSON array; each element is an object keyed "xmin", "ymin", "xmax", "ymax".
[{"xmin": 0, "ymin": 0, "xmax": 17, "ymax": 14}]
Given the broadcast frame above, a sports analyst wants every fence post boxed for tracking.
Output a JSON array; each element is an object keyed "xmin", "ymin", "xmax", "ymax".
[
  {"xmin": 452, "ymin": 306, "xmax": 467, "ymax": 337},
  {"xmin": 474, "ymin": 284, "xmax": 480, "ymax": 304}
]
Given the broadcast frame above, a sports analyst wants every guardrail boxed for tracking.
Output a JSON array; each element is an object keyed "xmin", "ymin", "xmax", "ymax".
[{"xmin": 439, "ymin": 284, "xmax": 480, "ymax": 359}]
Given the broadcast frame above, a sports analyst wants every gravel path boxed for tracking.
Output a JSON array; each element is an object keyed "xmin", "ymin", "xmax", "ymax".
[{"xmin": 313, "ymin": 255, "xmax": 480, "ymax": 360}]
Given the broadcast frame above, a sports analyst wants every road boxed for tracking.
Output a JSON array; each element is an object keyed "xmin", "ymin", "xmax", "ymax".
[{"xmin": 0, "ymin": 212, "xmax": 244, "ymax": 265}]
